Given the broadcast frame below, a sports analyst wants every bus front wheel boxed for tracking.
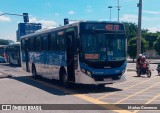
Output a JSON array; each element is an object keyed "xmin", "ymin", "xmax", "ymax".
[{"xmin": 60, "ymin": 69, "xmax": 69, "ymax": 88}]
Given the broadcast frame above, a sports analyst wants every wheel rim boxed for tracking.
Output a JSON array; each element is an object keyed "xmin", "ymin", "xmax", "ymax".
[
  {"xmin": 63, "ymin": 74, "xmax": 67, "ymax": 83},
  {"xmin": 147, "ymin": 71, "xmax": 151, "ymax": 77}
]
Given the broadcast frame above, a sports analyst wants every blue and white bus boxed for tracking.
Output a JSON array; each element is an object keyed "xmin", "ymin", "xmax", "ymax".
[
  {"xmin": 4, "ymin": 43, "xmax": 21, "ymax": 66},
  {"xmin": 20, "ymin": 21, "xmax": 127, "ymax": 87}
]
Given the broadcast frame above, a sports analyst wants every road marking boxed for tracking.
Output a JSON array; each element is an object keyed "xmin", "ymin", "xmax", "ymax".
[
  {"xmin": 0, "ymin": 72, "xmax": 3, "ymax": 75},
  {"xmin": 133, "ymin": 93, "xmax": 160, "ymax": 113},
  {"xmin": 97, "ymin": 76, "xmax": 157, "ymax": 100},
  {"xmin": 111, "ymin": 76, "xmax": 140, "ymax": 86},
  {"xmin": 26, "ymin": 77, "xmax": 131, "ymax": 113},
  {"xmin": 115, "ymin": 81, "xmax": 160, "ymax": 104},
  {"xmin": 74, "ymin": 94, "xmax": 132, "ymax": 113}
]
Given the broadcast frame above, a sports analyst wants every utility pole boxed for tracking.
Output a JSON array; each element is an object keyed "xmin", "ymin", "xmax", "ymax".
[
  {"xmin": 137, "ymin": 0, "xmax": 142, "ymax": 57},
  {"xmin": 116, "ymin": 0, "xmax": 121, "ymax": 22}
]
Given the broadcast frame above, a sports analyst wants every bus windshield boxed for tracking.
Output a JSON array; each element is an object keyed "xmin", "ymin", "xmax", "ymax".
[{"xmin": 80, "ymin": 33, "xmax": 126, "ymax": 62}]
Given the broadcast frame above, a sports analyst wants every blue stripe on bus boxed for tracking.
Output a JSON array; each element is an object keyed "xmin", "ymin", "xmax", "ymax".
[
  {"xmin": 80, "ymin": 61, "xmax": 127, "ymax": 75},
  {"xmin": 27, "ymin": 51, "xmax": 67, "ymax": 66}
]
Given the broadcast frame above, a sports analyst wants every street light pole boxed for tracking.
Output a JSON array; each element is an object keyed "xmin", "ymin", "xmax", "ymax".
[
  {"xmin": 0, "ymin": 13, "xmax": 29, "ymax": 23},
  {"xmin": 137, "ymin": 0, "xmax": 142, "ymax": 57},
  {"xmin": 108, "ymin": 6, "xmax": 113, "ymax": 21},
  {"xmin": 0, "ymin": 13, "xmax": 23, "ymax": 16}
]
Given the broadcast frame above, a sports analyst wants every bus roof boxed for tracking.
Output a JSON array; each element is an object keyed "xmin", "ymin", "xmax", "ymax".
[
  {"xmin": 7, "ymin": 42, "xmax": 20, "ymax": 46},
  {"xmin": 0, "ymin": 45, "xmax": 6, "ymax": 47},
  {"xmin": 20, "ymin": 21, "xmax": 123, "ymax": 39}
]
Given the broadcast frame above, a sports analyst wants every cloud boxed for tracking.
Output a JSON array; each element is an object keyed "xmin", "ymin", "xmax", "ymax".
[
  {"xmin": 148, "ymin": 27, "xmax": 160, "ymax": 33},
  {"xmin": 0, "ymin": 32, "xmax": 16, "ymax": 42},
  {"xmin": 120, "ymin": 14, "xmax": 160, "ymax": 33},
  {"xmin": 87, "ymin": 6, "xmax": 92, "ymax": 8},
  {"xmin": 68, "ymin": 11, "xmax": 75, "ymax": 15},
  {"xmin": 87, "ymin": 9, "xmax": 93, "ymax": 13},
  {"xmin": 55, "ymin": 13, "xmax": 60, "ymax": 16},
  {"xmin": 45, "ymin": 3, "xmax": 52, "ymax": 7},
  {"xmin": 0, "ymin": 15, "xmax": 11, "ymax": 22},
  {"xmin": 86, "ymin": 5, "xmax": 93, "ymax": 13},
  {"xmin": 143, "ymin": 10, "xmax": 160, "ymax": 15},
  {"xmin": 120, "ymin": 14, "xmax": 160, "ymax": 23},
  {"xmin": 120, "ymin": 14, "xmax": 138, "ymax": 23},
  {"xmin": 29, "ymin": 17, "xmax": 58, "ymax": 28}
]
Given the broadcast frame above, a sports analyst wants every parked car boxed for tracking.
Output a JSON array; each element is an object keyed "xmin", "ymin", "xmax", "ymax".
[{"xmin": 0, "ymin": 56, "xmax": 6, "ymax": 63}]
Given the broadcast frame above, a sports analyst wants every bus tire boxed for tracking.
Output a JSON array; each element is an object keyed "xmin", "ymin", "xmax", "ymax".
[
  {"xmin": 32, "ymin": 65, "xmax": 38, "ymax": 79},
  {"xmin": 59, "ymin": 68, "xmax": 69, "ymax": 88},
  {"xmin": 9, "ymin": 57, "xmax": 11, "ymax": 64}
]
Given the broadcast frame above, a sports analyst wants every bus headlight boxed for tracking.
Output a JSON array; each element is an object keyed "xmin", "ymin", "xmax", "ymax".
[
  {"xmin": 87, "ymin": 71, "xmax": 91, "ymax": 76},
  {"xmin": 122, "ymin": 68, "xmax": 126, "ymax": 74},
  {"xmin": 81, "ymin": 69, "xmax": 86, "ymax": 73},
  {"xmin": 81, "ymin": 68, "xmax": 92, "ymax": 76}
]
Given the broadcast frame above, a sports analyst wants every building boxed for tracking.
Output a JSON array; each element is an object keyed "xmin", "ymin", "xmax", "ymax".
[{"xmin": 16, "ymin": 23, "xmax": 42, "ymax": 41}]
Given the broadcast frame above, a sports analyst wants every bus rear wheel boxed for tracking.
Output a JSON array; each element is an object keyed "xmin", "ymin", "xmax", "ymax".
[{"xmin": 32, "ymin": 65, "xmax": 38, "ymax": 79}]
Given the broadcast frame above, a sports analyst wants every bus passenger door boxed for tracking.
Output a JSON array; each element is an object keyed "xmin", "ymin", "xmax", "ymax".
[{"xmin": 66, "ymin": 31, "xmax": 75, "ymax": 82}]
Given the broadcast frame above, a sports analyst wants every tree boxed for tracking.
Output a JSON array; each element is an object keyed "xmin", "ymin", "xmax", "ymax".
[
  {"xmin": 122, "ymin": 22, "xmax": 137, "ymax": 41},
  {"xmin": 154, "ymin": 35, "xmax": 160, "ymax": 56},
  {"xmin": 128, "ymin": 37, "xmax": 148, "ymax": 61},
  {"xmin": 0, "ymin": 39, "xmax": 14, "ymax": 45},
  {"xmin": 142, "ymin": 33, "xmax": 159, "ymax": 49},
  {"xmin": 122, "ymin": 22, "xmax": 150, "ymax": 41}
]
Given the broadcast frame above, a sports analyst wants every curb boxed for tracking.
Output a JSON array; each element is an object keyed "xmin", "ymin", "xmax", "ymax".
[{"xmin": 0, "ymin": 71, "xmax": 15, "ymax": 78}]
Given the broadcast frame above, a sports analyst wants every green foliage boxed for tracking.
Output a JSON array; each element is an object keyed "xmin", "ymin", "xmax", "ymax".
[
  {"xmin": 123, "ymin": 22, "xmax": 160, "ymax": 58},
  {"xmin": 0, "ymin": 39, "xmax": 9, "ymax": 45},
  {"xmin": 122, "ymin": 22, "xmax": 137, "ymax": 41},
  {"xmin": 142, "ymin": 33, "xmax": 159, "ymax": 49},
  {"xmin": 154, "ymin": 35, "xmax": 160, "ymax": 55},
  {"xmin": 128, "ymin": 37, "xmax": 148, "ymax": 59}
]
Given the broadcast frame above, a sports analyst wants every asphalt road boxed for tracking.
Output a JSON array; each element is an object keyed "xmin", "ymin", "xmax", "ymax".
[{"xmin": 0, "ymin": 63, "xmax": 160, "ymax": 113}]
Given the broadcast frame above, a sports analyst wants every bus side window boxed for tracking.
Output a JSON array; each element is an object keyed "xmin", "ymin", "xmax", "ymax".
[
  {"xmin": 29, "ymin": 37, "xmax": 35, "ymax": 51},
  {"xmin": 42, "ymin": 35, "xmax": 49, "ymax": 51},
  {"xmin": 48, "ymin": 34, "xmax": 51, "ymax": 50},
  {"xmin": 21, "ymin": 39, "xmax": 25, "ymax": 51},
  {"xmin": 58, "ymin": 36, "xmax": 65, "ymax": 51},
  {"xmin": 56, "ymin": 37, "xmax": 59, "ymax": 51},
  {"xmin": 49, "ymin": 33, "xmax": 57, "ymax": 51},
  {"xmin": 35, "ymin": 36, "xmax": 42, "ymax": 51}
]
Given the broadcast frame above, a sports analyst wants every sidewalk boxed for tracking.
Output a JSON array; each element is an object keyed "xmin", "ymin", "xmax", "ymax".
[
  {"xmin": 0, "ymin": 72, "xmax": 3, "ymax": 75},
  {"xmin": 127, "ymin": 58, "xmax": 160, "ymax": 64},
  {"xmin": 127, "ymin": 62, "xmax": 136, "ymax": 71},
  {"xmin": 0, "ymin": 71, "xmax": 8, "ymax": 78},
  {"xmin": 127, "ymin": 58, "xmax": 159, "ymax": 72}
]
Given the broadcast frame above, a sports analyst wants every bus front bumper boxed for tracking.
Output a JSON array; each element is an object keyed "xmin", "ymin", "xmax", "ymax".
[{"xmin": 76, "ymin": 71, "xmax": 126, "ymax": 85}]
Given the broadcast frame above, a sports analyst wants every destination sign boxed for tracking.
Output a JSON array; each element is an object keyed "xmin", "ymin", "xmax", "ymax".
[{"xmin": 82, "ymin": 23, "xmax": 124, "ymax": 31}]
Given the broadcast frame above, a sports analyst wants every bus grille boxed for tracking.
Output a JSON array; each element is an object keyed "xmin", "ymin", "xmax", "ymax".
[{"xmin": 93, "ymin": 73, "xmax": 122, "ymax": 81}]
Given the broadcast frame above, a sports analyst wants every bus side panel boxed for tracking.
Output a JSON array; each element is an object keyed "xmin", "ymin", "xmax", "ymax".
[
  {"xmin": 21, "ymin": 51, "xmax": 27, "ymax": 71},
  {"xmin": 47, "ymin": 51, "xmax": 66, "ymax": 80},
  {"xmin": 30, "ymin": 52, "xmax": 43, "ymax": 76},
  {"xmin": 29, "ymin": 51, "xmax": 66, "ymax": 80}
]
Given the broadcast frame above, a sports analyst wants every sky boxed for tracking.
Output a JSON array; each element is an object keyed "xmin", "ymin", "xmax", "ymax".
[{"xmin": 0, "ymin": 0, "xmax": 160, "ymax": 42}]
